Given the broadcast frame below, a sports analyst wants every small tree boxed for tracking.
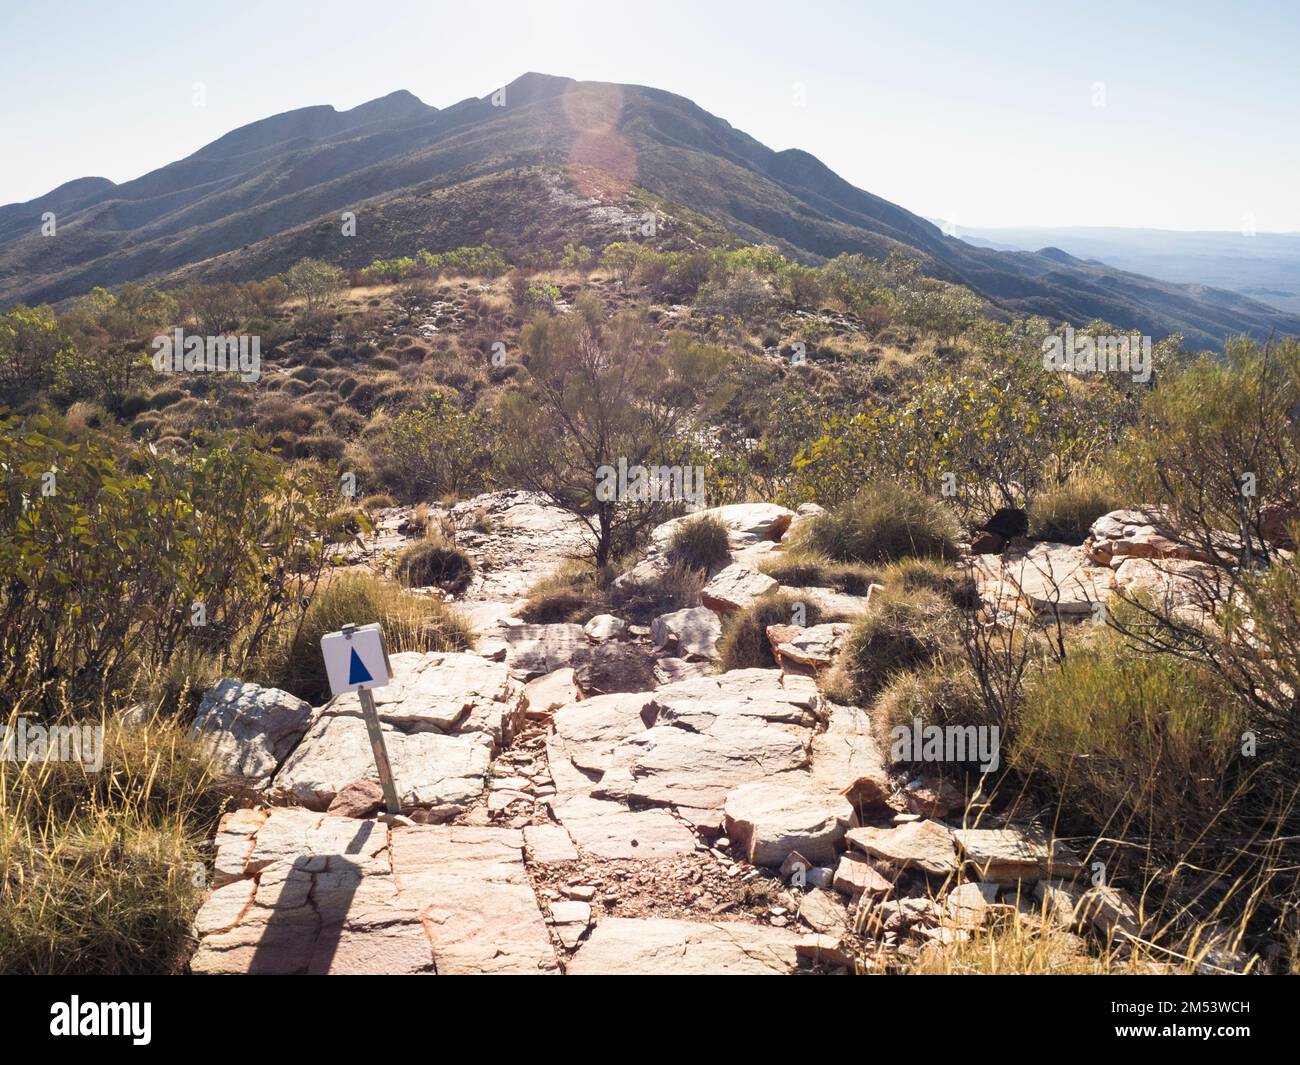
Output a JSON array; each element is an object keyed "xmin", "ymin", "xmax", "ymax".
[
  {"xmin": 498, "ymin": 301, "xmax": 732, "ymax": 566},
  {"xmin": 0, "ymin": 304, "xmax": 73, "ymax": 405},
  {"xmin": 393, "ymin": 277, "xmax": 436, "ymax": 326},
  {"xmin": 599, "ymin": 242, "xmax": 642, "ymax": 287},
  {"xmin": 372, "ymin": 392, "xmax": 494, "ymax": 503},
  {"xmin": 284, "ymin": 258, "xmax": 345, "ymax": 314}
]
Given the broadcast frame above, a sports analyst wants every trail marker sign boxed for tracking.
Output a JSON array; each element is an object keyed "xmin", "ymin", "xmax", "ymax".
[
  {"xmin": 320, "ymin": 623, "xmax": 400, "ymax": 814},
  {"xmin": 321, "ymin": 622, "xmax": 392, "ymax": 696}
]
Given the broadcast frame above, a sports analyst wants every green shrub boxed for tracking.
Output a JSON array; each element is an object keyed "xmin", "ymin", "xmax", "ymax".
[
  {"xmin": 359, "ymin": 493, "xmax": 397, "ymax": 512},
  {"xmin": 667, "ymin": 514, "xmax": 732, "ymax": 572},
  {"xmin": 394, "ymin": 534, "xmax": 474, "ymax": 593},
  {"xmin": 795, "ymin": 480, "xmax": 959, "ymax": 565},
  {"xmin": 1030, "ymin": 469, "xmax": 1122, "ymax": 543},
  {"xmin": 0, "ymin": 416, "xmax": 338, "ymax": 713},
  {"xmin": 371, "ymin": 392, "xmax": 494, "ymax": 503},
  {"xmin": 1014, "ymin": 633, "xmax": 1244, "ymax": 849}
]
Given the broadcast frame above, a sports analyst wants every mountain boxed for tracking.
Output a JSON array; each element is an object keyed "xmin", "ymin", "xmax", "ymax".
[
  {"xmin": 3, "ymin": 72, "xmax": 1298, "ymax": 351},
  {"xmin": 951, "ymin": 224, "xmax": 1300, "ymax": 316}
]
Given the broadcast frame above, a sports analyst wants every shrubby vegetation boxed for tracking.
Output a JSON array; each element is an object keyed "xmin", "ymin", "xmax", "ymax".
[{"xmin": 4, "ymin": 214, "xmax": 1300, "ymax": 973}]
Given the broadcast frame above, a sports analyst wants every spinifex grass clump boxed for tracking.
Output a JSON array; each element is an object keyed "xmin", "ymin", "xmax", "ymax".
[
  {"xmin": 521, "ymin": 561, "xmax": 606, "ymax": 623},
  {"xmin": 717, "ymin": 591, "xmax": 834, "ymax": 671},
  {"xmin": 1028, "ymin": 468, "xmax": 1122, "ymax": 544},
  {"xmin": 267, "ymin": 572, "xmax": 473, "ymax": 703},
  {"xmin": 0, "ymin": 703, "xmax": 230, "ymax": 975},
  {"xmin": 395, "ymin": 533, "xmax": 474, "ymax": 593},
  {"xmin": 758, "ymin": 551, "xmax": 882, "ymax": 595},
  {"xmin": 666, "ymin": 514, "xmax": 732, "ymax": 573},
  {"xmin": 794, "ymin": 481, "xmax": 959, "ymax": 565},
  {"xmin": 824, "ymin": 587, "xmax": 957, "ymax": 705}
]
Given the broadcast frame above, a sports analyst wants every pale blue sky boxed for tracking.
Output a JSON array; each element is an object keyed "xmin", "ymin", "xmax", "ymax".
[{"xmin": 2, "ymin": 0, "xmax": 1296, "ymax": 231}]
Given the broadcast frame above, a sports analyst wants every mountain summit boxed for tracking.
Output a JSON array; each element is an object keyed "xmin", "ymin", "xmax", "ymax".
[{"xmin": 2, "ymin": 72, "xmax": 1294, "ymax": 349}]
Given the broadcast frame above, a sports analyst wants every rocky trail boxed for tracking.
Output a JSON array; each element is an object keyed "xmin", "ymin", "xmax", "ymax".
[{"xmin": 186, "ymin": 494, "xmax": 1201, "ymax": 974}]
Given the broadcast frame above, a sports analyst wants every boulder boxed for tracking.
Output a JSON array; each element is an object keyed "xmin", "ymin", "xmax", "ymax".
[
  {"xmin": 503, "ymin": 624, "xmax": 588, "ymax": 678},
  {"xmin": 551, "ymin": 794, "xmax": 698, "ymax": 859},
  {"xmin": 331, "ymin": 650, "xmax": 523, "ymax": 745},
  {"xmin": 548, "ymin": 900, "xmax": 591, "ymax": 949},
  {"xmin": 326, "ymin": 778, "xmax": 385, "ymax": 818},
  {"xmin": 846, "ymin": 820, "xmax": 958, "ymax": 876},
  {"xmin": 701, "ymin": 563, "xmax": 778, "ymax": 613},
  {"xmin": 191, "ymin": 680, "xmax": 312, "ymax": 789},
  {"xmin": 1002, "ymin": 543, "xmax": 1112, "ymax": 618},
  {"xmin": 969, "ymin": 531, "xmax": 1005, "ymax": 555},
  {"xmin": 722, "ymin": 780, "xmax": 853, "ymax": 866},
  {"xmin": 945, "ymin": 881, "xmax": 999, "ymax": 926},
  {"xmin": 780, "ymin": 850, "xmax": 813, "ymax": 881},
  {"xmin": 571, "ymin": 641, "xmax": 657, "ymax": 695},
  {"xmin": 778, "ymin": 585, "xmax": 872, "ymax": 618},
  {"xmin": 522, "ymin": 668, "xmax": 580, "ymax": 719},
  {"xmin": 900, "ymin": 776, "xmax": 966, "ymax": 818},
  {"xmin": 811, "ymin": 703, "xmax": 891, "ymax": 812},
  {"xmin": 653, "ymin": 657, "xmax": 715, "ymax": 686},
  {"xmin": 1260, "ymin": 503, "xmax": 1300, "ymax": 549},
  {"xmin": 649, "ymin": 606, "xmax": 722, "ymax": 660},
  {"xmin": 797, "ymin": 888, "xmax": 848, "ymax": 934},
  {"xmin": 593, "ymin": 671, "xmax": 821, "ymax": 818},
  {"xmin": 783, "ymin": 501, "xmax": 826, "ymax": 541},
  {"xmin": 952, "ymin": 826, "xmax": 1083, "ymax": 884},
  {"xmin": 1076, "ymin": 884, "xmax": 1141, "ymax": 937},
  {"xmin": 795, "ymin": 933, "xmax": 854, "ymax": 968},
  {"xmin": 766, "ymin": 622, "xmax": 852, "ymax": 671},
  {"xmin": 832, "ymin": 852, "xmax": 894, "ymax": 898},
  {"xmin": 1034, "ymin": 880, "xmax": 1139, "ymax": 937},
  {"xmin": 1111, "ymin": 557, "xmax": 1219, "ymax": 619},
  {"xmin": 522, "ymin": 824, "xmax": 579, "ymax": 863},
  {"xmin": 1085, "ymin": 507, "xmax": 1214, "ymax": 567},
  {"xmin": 272, "ymin": 713, "xmax": 491, "ymax": 814},
  {"xmin": 547, "ymin": 670, "xmax": 827, "ymax": 839},
  {"xmin": 650, "ymin": 503, "xmax": 796, "ymax": 553},
  {"xmin": 582, "ymin": 614, "xmax": 627, "ymax": 641}
]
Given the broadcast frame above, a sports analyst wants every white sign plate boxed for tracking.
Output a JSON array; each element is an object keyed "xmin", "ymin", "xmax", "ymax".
[{"xmin": 321, "ymin": 623, "xmax": 392, "ymax": 696}]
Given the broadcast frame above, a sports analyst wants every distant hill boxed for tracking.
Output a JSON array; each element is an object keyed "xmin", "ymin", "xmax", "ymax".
[
  {"xmin": 3, "ymin": 72, "xmax": 1298, "ymax": 351},
  {"xmin": 954, "ymin": 224, "xmax": 1300, "ymax": 316}
]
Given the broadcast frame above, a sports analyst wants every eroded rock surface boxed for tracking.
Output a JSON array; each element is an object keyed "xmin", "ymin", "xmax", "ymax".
[
  {"xmin": 566, "ymin": 916, "xmax": 801, "ymax": 975},
  {"xmin": 191, "ymin": 808, "xmax": 558, "ymax": 974}
]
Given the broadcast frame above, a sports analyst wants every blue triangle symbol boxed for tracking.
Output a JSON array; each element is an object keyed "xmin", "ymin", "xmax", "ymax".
[{"xmin": 348, "ymin": 647, "xmax": 373, "ymax": 685}]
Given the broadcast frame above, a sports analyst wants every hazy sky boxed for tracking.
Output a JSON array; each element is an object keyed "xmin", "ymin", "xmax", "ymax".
[{"xmin": 3, "ymin": 0, "xmax": 1297, "ymax": 231}]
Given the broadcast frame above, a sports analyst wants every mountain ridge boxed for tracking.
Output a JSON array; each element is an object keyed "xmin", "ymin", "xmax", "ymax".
[{"xmin": 3, "ymin": 71, "xmax": 1297, "ymax": 351}]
